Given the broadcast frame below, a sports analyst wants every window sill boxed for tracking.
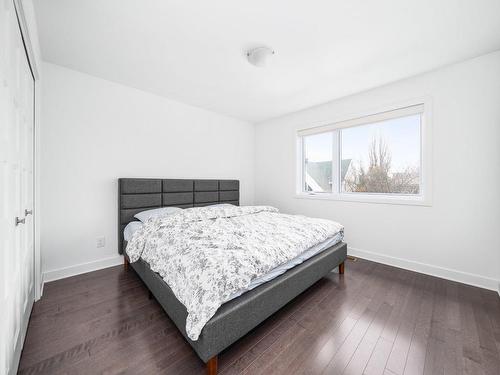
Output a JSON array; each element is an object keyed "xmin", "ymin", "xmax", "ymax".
[{"xmin": 294, "ymin": 192, "xmax": 432, "ymax": 206}]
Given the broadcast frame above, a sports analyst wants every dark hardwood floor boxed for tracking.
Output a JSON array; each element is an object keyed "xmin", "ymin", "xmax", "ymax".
[{"xmin": 18, "ymin": 259, "xmax": 500, "ymax": 375}]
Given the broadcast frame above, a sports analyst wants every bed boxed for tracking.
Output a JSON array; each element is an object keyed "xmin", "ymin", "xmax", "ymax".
[{"xmin": 118, "ymin": 178, "xmax": 347, "ymax": 374}]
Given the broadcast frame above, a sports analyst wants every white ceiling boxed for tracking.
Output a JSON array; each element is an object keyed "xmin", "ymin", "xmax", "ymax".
[{"xmin": 34, "ymin": 0, "xmax": 500, "ymax": 122}]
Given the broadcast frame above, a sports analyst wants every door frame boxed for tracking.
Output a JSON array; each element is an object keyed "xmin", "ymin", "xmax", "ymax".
[{"xmin": 13, "ymin": 0, "xmax": 42, "ymax": 300}]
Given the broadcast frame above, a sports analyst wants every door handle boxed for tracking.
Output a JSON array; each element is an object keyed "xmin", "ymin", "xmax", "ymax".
[
  {"xmin": 15, "ymin": 217, "xmax": 25, "ymax": 226},
  {"xmin": 25, "ymin": 209, "xmax": 33, "ymax": 216}
]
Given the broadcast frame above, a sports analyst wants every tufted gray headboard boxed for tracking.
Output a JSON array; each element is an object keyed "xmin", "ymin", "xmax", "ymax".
[{"xmin": 118, "ymin": 178, "xmax": 239, "ymax": 254}]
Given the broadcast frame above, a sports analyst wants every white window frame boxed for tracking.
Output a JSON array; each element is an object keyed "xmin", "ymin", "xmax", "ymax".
[{"xmin": 295, "ymin": 99, "xmax": 432, "ymax": 206}]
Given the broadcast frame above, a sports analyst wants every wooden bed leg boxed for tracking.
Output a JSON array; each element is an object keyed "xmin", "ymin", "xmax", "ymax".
[
  {"xmin": 124, "ymin": 257, "xmax": 129, "ymax": 270},
  {"xmin": 207, "ymin": 355, "xmax": 218, "ymax": 375},
  {"xmin": 338, "ymin": 262, "xmax": 345, "ymax": 274}
]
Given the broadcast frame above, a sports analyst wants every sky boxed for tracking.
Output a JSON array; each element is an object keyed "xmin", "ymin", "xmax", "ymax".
[{"xmin": 304, "ymin": 114, "xmax": 421, "ymax": 172}]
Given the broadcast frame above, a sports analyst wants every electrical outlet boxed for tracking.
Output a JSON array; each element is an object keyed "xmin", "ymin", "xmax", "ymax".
[{"xmin": 96, "ymin": 236, "xmax": 106, "ymax": 248}]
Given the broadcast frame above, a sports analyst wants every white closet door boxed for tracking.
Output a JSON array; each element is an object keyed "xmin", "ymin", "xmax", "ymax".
[{"xmin": 0, "ymin": 0, "xmax": 35, "ymax": 374}]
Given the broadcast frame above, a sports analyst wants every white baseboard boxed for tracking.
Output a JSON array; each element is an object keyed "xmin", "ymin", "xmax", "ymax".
[
  {"xmin": 348, "ymin": 246, "xmax": 500, "ymax": 293},
  {"xmin": 39, "ymin": 249, "xmax": 500, "ymax": 297},
  {"xmin": 43, "ymin": 255, "xmax": 124, "ymax": 283},
  {"xmin": 38, "ymin": 273, "xmax": 45, "ymax": 300}
]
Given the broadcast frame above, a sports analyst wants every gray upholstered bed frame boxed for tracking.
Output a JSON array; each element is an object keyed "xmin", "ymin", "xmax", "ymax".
[{"xmin": 118, "ymin": 178, "xmax": 347, "ymax": 375}]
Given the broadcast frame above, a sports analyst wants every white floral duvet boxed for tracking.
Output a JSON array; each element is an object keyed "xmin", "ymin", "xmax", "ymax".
[{"xmin": 126, "ymin": 205, "xmax": 343, "ymax": 341}]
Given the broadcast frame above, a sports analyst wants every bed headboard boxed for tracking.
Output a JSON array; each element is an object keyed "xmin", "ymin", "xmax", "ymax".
[{"xmin": 118, "ymin": 178, "xmax": 239, "ymax": 254}]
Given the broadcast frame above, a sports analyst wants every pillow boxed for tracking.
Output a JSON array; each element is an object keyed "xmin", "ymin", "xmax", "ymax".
[
  {"xmin": 205, "ymin": 203, "xmax": 235, "ymax": 208},
  {"xmin": 124, "ymin": 221, "xmax": 143, "ymax": 241},
  {"xmin": 134, "ymin": 207, "xmax": 182, "ymax": 222}
]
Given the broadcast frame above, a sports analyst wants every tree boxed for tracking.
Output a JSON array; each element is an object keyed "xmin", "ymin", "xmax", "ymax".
[{"xmin": 344, "ymin": 137, "xmax": 419, "ymax": 194}]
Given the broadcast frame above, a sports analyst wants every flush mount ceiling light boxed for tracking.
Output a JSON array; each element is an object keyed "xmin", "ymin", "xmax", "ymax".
[{"xmin": 246, "ymin": 46, "xmax": 275, "ymax": 67}]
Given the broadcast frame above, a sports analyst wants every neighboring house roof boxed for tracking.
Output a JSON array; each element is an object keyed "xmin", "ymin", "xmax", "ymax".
[
  {"xmin": 341, "ymin": 159, "xmax": 352, "ymax": 181},
  {"xmin": 305, "ymin": 159, "xmax": 352, "ymax": 191}
]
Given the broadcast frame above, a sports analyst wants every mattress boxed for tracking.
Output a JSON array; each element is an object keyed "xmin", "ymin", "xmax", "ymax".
[{"xmin": 124, "ymin": 220, "xmax": 343, "ymax": 301}]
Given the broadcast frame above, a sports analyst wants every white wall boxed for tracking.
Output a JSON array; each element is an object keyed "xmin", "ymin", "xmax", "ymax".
[
  {"xmin": 41, "ymin": 62, "xmax": 255, "ymax": 281},
  {"xmin": 255, "ymin": 51, "xmax": 500, "ymax": 291}
]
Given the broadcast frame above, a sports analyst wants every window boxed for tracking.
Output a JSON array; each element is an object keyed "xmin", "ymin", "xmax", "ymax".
[
  {"xmin": 297, "ymin": 103, "xmax": 431, "ymax": 205},
  {"xmin": 303, "ymin": 132, "xmax": 333, "ymax": 193}
]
